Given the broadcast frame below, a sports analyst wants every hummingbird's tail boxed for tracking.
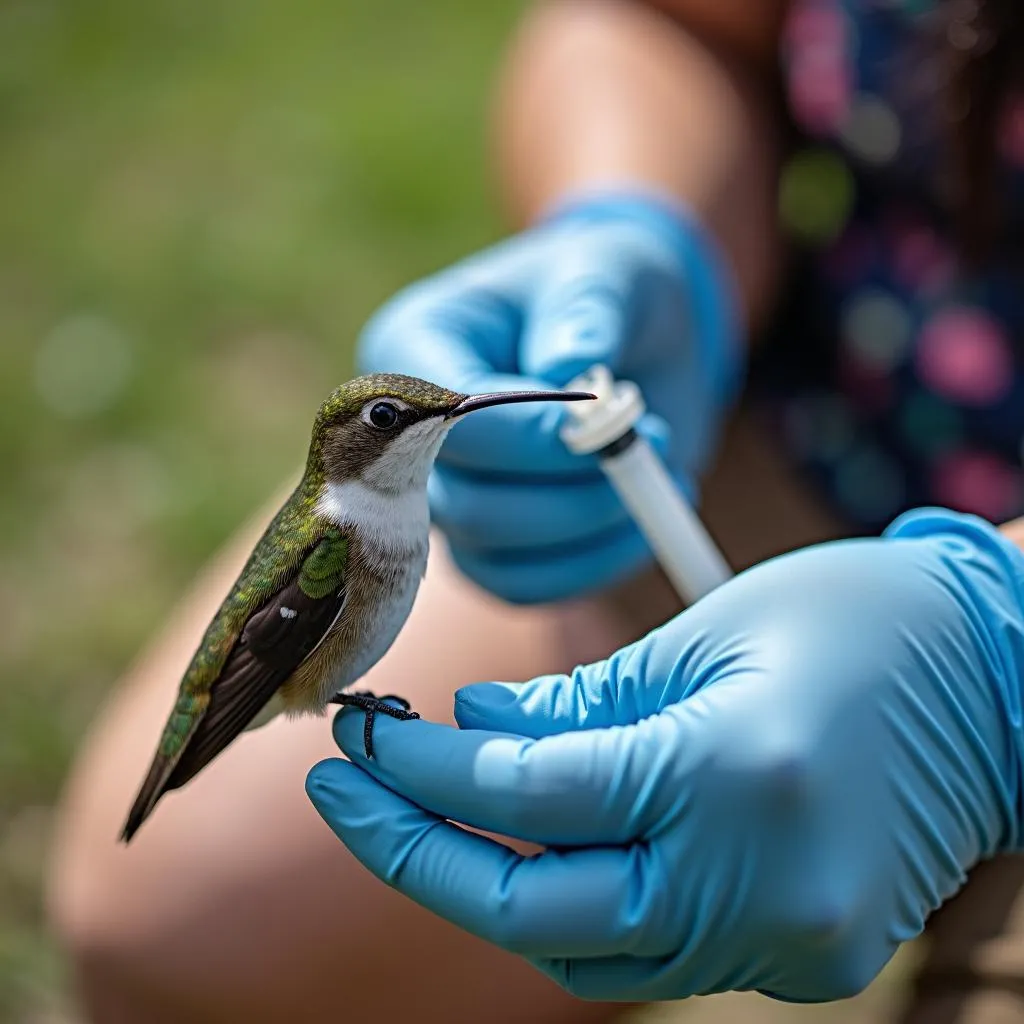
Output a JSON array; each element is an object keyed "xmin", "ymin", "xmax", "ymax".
[
  {"xmin": 120, "ymin": 649, "xmax": 284, "ymax": 841},
  {"xmin": 120, "ymin": 753, "xmax": 178, "ymax": 842}
]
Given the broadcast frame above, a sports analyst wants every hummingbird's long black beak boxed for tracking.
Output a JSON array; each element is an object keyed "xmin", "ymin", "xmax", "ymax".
[{"xmin": 446, "ymin": 389, "xmax": 596, "ymax": 419}]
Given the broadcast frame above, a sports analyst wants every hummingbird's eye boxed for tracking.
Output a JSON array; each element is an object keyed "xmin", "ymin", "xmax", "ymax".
[{"xmin": 367, "ymin": 401, "xmax": 400, "ymax": 430}]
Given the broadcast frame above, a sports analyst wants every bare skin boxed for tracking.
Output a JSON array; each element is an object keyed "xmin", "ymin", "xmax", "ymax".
[
  {"xmin": 44, "ymin": 1, "xmax": 817, "ymax": 1021},
  {"xmin": 494, "ymin": 0, "xmax": 786, "ymax": 331}
]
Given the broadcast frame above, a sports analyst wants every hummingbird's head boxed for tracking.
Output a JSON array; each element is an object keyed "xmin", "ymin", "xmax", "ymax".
[{"xmin": 310, "ymin": 373, "xmax": 593, "ymax": 493}]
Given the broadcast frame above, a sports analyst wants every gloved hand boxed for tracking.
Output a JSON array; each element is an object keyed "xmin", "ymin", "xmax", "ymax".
[
  {"xmin": 356, "ymin": 191, "xmax": 740, "ymax": 603},
  {"xmin": 307, "ymin": 507, "xmax": 1024, "ymax": 1003}
]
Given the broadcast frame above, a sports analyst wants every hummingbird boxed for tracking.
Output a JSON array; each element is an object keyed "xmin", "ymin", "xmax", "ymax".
[{"xmin": 121, "ymin": 373, "xmax": 594, "ymax": 843}]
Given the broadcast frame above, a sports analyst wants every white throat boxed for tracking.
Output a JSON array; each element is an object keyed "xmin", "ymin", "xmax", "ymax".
[
  {"xmin": 363, "ymin": 417, "xmax": 451, "ymax": 491},
  {"xmin": 316, "ymin": 417, "xmax": 451, "ymax": 551},
  {"xmin": 317, "ymin": 478, "xmax": 429, "ymax": 551}
]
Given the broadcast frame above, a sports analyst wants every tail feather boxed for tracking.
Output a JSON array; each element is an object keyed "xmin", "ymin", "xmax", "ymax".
[
  {"xmin": 120, "ymin": 650, "xmax": 283, "ymax": 842},
  {"xmin": 120, "ymin": 753, "xmax": 181, "ymax": 843}
]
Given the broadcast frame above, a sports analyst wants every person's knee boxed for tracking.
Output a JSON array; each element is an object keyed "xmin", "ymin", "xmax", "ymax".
[
  {"xmin": 47, "ymin": 858, "xmax": 178, "ymax": 1022},
  {"xmin": 48, "ymin": 835, "xmax": 153, "ymax": 1015}
]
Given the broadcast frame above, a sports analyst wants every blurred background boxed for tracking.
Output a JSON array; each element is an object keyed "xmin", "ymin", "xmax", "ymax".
[
  {"xmin": 0, "ymin": 1, "xmax": 915, "ymax": 1022},
  {"xmin": 0, "ymin": 0, "xmax": 523, "ymax": 1017}
]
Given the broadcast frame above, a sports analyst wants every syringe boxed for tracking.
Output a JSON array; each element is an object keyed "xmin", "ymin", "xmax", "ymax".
[{"xmin": 560, "ymin": 364, "xmax": 733, "ymax": 605}]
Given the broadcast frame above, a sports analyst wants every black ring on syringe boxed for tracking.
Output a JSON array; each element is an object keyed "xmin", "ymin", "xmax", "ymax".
[{"xmin": 596, "ymin": 427, "xmax": 639, "ymax": 459}]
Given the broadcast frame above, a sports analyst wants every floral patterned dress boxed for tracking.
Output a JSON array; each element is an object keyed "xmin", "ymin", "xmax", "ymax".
[{"xmin": 757, "ymin": 0, "xmax": 1024, "ymax": 531}]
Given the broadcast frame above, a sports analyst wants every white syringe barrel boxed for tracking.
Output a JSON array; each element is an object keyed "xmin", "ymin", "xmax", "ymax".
[
  {"xmin": 560, "ymin": 364, "xmax": 733, "ymax": 605},
  {"xmin": 600, "ymin": 431, "xmax": 731, "ymax": 603}
]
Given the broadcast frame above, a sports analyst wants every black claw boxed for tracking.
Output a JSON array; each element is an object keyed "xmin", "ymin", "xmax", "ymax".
[{"xmin": 329, "ymin": 690, "xmax": 420, "ymax": 758}]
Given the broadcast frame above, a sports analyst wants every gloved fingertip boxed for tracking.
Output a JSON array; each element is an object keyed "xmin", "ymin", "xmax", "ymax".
[
  {"xmin": 521, "ymin": 303, "xmax": 625, "ymax": 382},
  {"xmin": 331, "ymin": 699, "xmax": 430, "ymax": 769},
  {"xmin": 330, "ymin": 706, "xmax": 374, "ymax": 762},
  {"xmin": 331, "ymin": 695, "xmax": 407, "ymax": 726},
  {"xmin": 457, "ymin": 672, "xmax": 622, "ymax": 737},
  {"xmin": 526, "ymin": 349, "xmax": 613, "ymax": 390},
  {"xmin": 521, "ymin": 271, "xmax": 630, "ymax": 385},
  {"xmin": 305, "ymin": 757, "xmax": 359, "ymax": 809},
  {"xmin": 454, "ymin": 681, "xmax": 522, "ymax": 728}
]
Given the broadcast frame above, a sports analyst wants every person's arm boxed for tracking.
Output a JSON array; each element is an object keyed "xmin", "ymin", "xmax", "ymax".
[{"xmin": 493, "ymin": 0, "xmax": 787, "ymax": 330}]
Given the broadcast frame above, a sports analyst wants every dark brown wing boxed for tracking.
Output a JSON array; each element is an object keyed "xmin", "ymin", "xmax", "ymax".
[
  {"xmin": 164, "ymin": 574, "xmax": 347, "ymax": 792},
  {"xmin": 120, "ymin": 533, "xmax": 348, "ymax": 843},
  {"xmin": 161, "ymin": 577, "xmax": 346, "ymax": 790}
]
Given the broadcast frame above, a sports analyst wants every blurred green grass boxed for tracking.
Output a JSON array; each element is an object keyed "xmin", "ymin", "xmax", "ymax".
[{"xmin": 0, "ymin": 1, "xmax": 524, "ymax": 1017}]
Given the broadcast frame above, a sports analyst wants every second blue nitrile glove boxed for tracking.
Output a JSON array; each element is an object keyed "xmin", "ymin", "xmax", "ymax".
[
  {"xmin": 356, "ymin": 191, "xmax": 741, "ymax": 603},
  {"xmin": 308, "ymin": 508, "xmax": 1024, "ymax": 1003}
]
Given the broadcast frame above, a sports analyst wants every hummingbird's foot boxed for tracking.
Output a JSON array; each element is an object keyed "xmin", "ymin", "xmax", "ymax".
[{"xmin": 329, "ymin": 690, "xmax": 420, "ymax": 759}]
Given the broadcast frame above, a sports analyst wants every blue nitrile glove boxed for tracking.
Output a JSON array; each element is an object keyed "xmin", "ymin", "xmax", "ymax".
[
  {"xmin": 307, "ymin": 507, "xmax": 1024, "ymax": 1003},
  {"xmin": 356, "ymin": 191, "xmax": 740, "ymax": 603}
]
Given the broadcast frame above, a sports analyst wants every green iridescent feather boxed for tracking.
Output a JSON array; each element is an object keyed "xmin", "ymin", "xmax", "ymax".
[
  {"xmin": 299, "ymin": 530, "xmax": 348, "ymax": 599},
  {"xmin": 158, "ymin": 474, "xmax": 333, "ymax": 759}
]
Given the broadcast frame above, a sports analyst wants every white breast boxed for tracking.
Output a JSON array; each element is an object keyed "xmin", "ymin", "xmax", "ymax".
[
  {"xmin": 331, "ymin": 560, "xmax": 422, "ymax": 696},
  {"xmin": 317, "ymin": 478, "xmax": 430, "ymax": 553},
  {"xmin": 313, "ymin": 477, "xmax": 430, "ymax": 701}
]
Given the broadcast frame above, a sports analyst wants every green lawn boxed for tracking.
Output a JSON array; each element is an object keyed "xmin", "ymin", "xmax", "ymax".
[{"xmin": 0, "ymin": 2, "xmax": 523, "ymax": 1016}]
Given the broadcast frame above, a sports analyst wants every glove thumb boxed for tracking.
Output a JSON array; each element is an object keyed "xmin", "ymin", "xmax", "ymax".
[{"xmin": 519, "ymin": 242, "xmax": 634, "ymax": 386}]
